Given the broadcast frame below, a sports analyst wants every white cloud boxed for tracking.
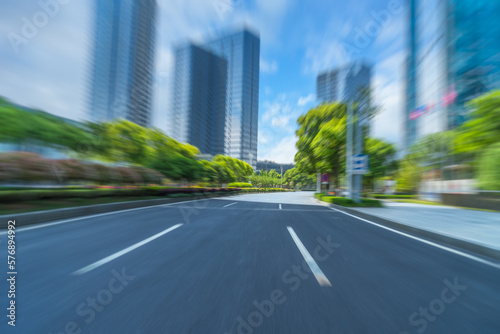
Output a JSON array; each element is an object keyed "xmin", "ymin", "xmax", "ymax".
[
  {"xmin": 303, "ymin": 38, "xmax": 347, "ymax": 74},
  {"xmin": 258, "ymin": 130, "xmax": 270, "ymax": 144},
  {"xmin": 258, "ymin": 136, "xmax": 297, "ymax": 164},
  {"xmin": 271, "ymin": 116, "xmax": 289, "ymax": 127},
  {"xmin": 260, "ymin": 58, "xmax": 278, "ymax": 73},
  {"xmin": 297, "ymin": 93, "xmax": 315, "ymax": 106},
  {"xmin": 261, "ymin": 100, "xmax": 293, "ymax": 129}
]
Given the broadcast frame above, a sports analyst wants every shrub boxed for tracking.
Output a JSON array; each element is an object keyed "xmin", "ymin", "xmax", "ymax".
[
  {"xmin": 0, "ymin": 152, "xmax": 53, "ymax": 182},
  {"xmin": 371, "ymin": 194, "xmax": 417, "ymax": 199},
  {"xmin": 317, "ymin": 195, "xmax": 382, "ymax": 207},
  {"xmin": 227, "ymin": 182, "xmax": 253, "ymax": 188},
  {"xmin": 478, "ymin": 142, "xmax": 500, "ymax": 190},
  {"xmin": 0, "ymin": 153, "xmax": 167, "ymax": 185}
]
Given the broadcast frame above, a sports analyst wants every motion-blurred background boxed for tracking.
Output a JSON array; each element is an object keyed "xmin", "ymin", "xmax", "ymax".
[{"xmin": 1, "ymin": 0, "xmax": 499, "ymax": 213}]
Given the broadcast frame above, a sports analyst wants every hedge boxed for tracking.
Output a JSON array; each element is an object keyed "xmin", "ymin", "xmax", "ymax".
[
  {"xmin": 239, "ymin": 188, "xmax": 292, "ymax": 193},
  {"xmin": 227, "ymin": 182, "xmax": 253, "ymax": 188},
  {"xmin": 371, "ymin": 194, "xmax": 417, "ymax": 199},
  {"xmin": 315, "ymin": 193, "xmax": 382, "ymax": 207},
  {"xmin": 0, "ymin": 152, "xmax": 164, "ymax": 184}
]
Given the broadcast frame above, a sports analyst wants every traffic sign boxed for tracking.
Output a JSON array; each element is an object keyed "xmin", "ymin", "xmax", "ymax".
[
  {"xmin": 321, "ymin": 173, "xmax": 330, "ymax": 184},
  {"xmin": 352, "ymin": 154, "xmax": 369, "ymax": 174}
]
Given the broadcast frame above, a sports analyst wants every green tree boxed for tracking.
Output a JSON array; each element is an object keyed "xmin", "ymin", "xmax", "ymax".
[
  {"xmin": 364, "ymin": 138, "xmax": 397, "ymax": 189},
  {"xmin": 283, "ymin": 168, "xmax": 315, "ymax": 189},
  {"xmin": 395, "ymin": 156, "xmax": 420, "ymax": 193},
  {"xmin": 0, "ymin": 99, "xmax": 92, "ymax": 152},
  {"xmin": 478, "ymin": 142, "xmax": 500, "ymax": 190},
  {"xmin": 213, "ymin": 155, "xmax": 253, "ymax": 182},
  {"xmin": 295, "ymin": 103, "xmax": 347, "ymax": 190},
  {"xmin": 455, "ymin": 89, "xmax": 500, "ymax": 154},
  {"xmin": 249, "ymin": 169, "xmax": 282, "ymax": 188}
]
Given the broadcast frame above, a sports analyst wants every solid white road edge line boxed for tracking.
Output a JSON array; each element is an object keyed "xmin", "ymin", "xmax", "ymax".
[
  {"xmin": 286, "ymin": 226, "xmax": 332, "ymax": 287},
  {"xmin": 223, "ymin": 202, "xmax": 238, "ymax": 208},
  {"xmin": 0, "ymin": 199, "xmax": 204, "ymax": 235},
  {"xmin": 328, "ymin": 207, "xmax": 500, "ymax": 269},
  {"xmin": 73, "ymin": 224, "xmax": 183, "ymax": 275}
]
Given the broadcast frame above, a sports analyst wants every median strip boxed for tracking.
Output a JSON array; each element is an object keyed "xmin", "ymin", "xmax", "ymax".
[
  {"xmin": 72, "ymin": 224, "xmax": 183, "ymax": 275},
  {"xmin": 286, "ymin": 226, "xmax": 332, "ymax": 287}
]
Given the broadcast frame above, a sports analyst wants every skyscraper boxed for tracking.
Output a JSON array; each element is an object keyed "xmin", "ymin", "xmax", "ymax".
[
  {"xmin": 205, "ymin": 29, "xmax": 260, "ymax": 169},
  {"xmin": 170, "ymin": 44, "xmax": 227, "ymax": 156},
  {"xmin": 88, "ymin": 0, "xmax": 157, "ymax": 127},
  {"xmin": 317, "ymin": 61, "xmax": 372, "ymax": 103},
  {"xmin": 405, "ymin": 0, "xmax": 500, "ymax": 150},
  {"xmin": 316, "ymin": 61, "xmax": 372, "ymax": 134},
  {"xmin": 169, "ymin": 29, "xmax": 260, "ymax": 168}
]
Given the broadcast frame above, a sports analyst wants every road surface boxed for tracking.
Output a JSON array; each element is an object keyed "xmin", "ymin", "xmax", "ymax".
[{"xmin": 1, "ymin": 191, "xmax": 499, "ymax": 333}]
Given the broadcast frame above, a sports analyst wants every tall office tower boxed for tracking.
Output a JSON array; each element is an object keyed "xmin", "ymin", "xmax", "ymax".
[
  {"xmin": 317, "ymin": 61, "xmax": 372, "ymax": 103},
  {"xmin": 88, "ymin": 0, "xmax": 157, "ymax": 127},
  {"xmin": 404, "ymin": 0, "xmax": 500, "ymax": 150},
  {"xmin": 204, "ymin": 29, "xmax": 260, "ymax": 169},
  {"xmin": 404, "ymin": 0, "xmax": 418, "ymax": 151},
  {"xmin": 170, "ymin": 44, "xmax": 227, "ymax": 155},
  {"xmin": 316, "ymin": 61, "xmax": 372, "ymax": 133}
]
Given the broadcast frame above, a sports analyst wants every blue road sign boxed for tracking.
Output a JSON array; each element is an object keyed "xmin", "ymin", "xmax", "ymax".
[{"xmin": 352, "ymin": 154, "xmax": 369, "ymax": 174}]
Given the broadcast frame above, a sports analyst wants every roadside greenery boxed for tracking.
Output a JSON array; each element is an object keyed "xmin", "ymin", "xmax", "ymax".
[
  {"xmin": 249, "ymin": 169, "xmax": 283, "ymax": 188},
  {"xmin": 283, "ymin": 168, "xmax": 316, "ymax": 189},
  {"xmin": 477, "ymin": 142, "xmax": 500, "ymax": 190},
  {"xmin": 315, "ymin": 193, "xmax": 382, "ymax": 207},
  {"xmin": 396, "ymin": 89, "xmax": 500, "ymax": 191},
  {"xmin": 227, "ymin": 182, "xmax": 253, "ymax": 188},
  {"xmin": 0, "ymin": 97, "xmax": 254, "ymax": 187},
  {"xmin": 295, "ymin": 103, "xmax": 396, "ymax": 191},
  {"xmin": 370, "ymin": 194, "xmax": 417, "ymax": 199}
]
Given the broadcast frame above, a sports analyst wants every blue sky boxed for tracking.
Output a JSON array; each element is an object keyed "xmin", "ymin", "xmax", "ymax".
[{"xmin": 0, "ymin": 0, "xmax": 406, "ymax": 163}]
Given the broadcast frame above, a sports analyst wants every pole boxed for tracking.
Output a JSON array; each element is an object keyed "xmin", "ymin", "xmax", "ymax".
[
  {"xmin": 281, "ymin": 165, "xmax": 283, "ymax": 188},
  {"xmin": 346, "ymin": 102, "xmax": 353, "ymax": 199},
  {"xmin": 353, "ymin": 106, "xmax": 362, "ymax": 203},
  {"xmin": 316, "ymin": 172, "xmax": 321, "ymax": 193}
]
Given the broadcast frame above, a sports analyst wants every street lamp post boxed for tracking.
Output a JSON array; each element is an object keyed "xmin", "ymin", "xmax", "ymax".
[{"xmin": 346, "ymin": 102, "xmax": 353, "ymax": 200}]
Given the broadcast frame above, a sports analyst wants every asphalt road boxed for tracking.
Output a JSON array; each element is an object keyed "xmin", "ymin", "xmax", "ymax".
[{"xmin": 1, "ymin": 191, "xmax": 499, "ymax": 333}]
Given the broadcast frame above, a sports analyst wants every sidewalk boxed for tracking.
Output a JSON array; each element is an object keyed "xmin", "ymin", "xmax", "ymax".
[{"xmin": 352, "ymin": 201, "xmax": 500, "ymax": 252}]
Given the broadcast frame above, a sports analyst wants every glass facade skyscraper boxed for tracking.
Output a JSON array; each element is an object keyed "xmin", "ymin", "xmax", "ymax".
[
  {"xmin": 204, "ymin": 29, "xmax": 260, "ymax": 169},
  {"xmin": 405, "ymin": 0, "xmax": 500, "ymax": 150},
  {"xmin": 88, "ymin": 0, "xmax": 156, "ymax": 127},
  {"xmin": 169, "ymin": 29, "xmax": 260, "ymax": 168},
  {"xmin": 316, "ymin": 62, "xmax": 372, "ymax": 103},
  {"xmin": 170, "ymin": 44, "xmax": 227, "ymax": 156}
]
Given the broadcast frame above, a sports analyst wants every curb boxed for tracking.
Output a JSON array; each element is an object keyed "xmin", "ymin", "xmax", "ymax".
[
  {"xmin": 314, "ymin": 198, "xmax": 500, "ymax": 262},
  {"xmin": 0, "ymin": 192, "xmax": 240, "ymax": 229}
]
